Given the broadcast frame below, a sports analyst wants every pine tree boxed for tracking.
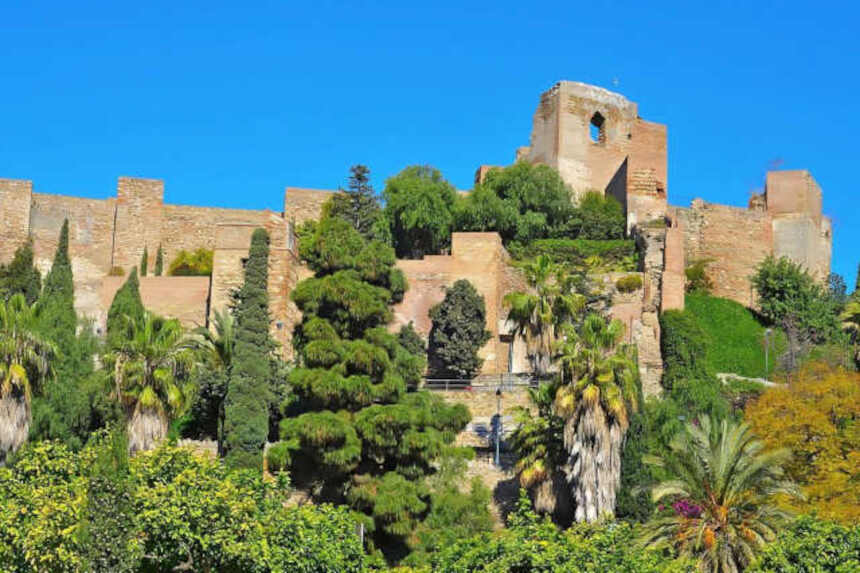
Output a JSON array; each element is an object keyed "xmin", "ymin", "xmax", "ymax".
[
  {"xmin": 0, "ymin": 239, "xmax": 41, "ymax": 304},
  {"xmin": 222, "ymin": 228, "xmax": 272, "ymax": 468},
  {"xmin": 106, "ymin": 267, "xmax": 145, "ymax": 349},
  {"xmin": 277, "ymin": 216, "xmax": 471, "ymax": 556},
  {"xmin": 327, "ymin": 164, "xmax": 389, "ymax": 243},
  {"xmin": 154, "ymin": 244, "xmax": 164, "ymax": 276},
  {"xmin": 139, "ymin": 246, "xmax": 148, "ymax": 277}
]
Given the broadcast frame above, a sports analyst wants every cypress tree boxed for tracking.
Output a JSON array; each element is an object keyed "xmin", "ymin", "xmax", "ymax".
[
  {"xmin": 223, "ymin": 228, "xmax": 272, "ymax": 468},
  {"xmin": 106, "ymin": 267, "xmax": 145, "ymax": 348},
  {"xmin": 31, "ymin": 219, "xmax": 104, "ymax": 449},
  {"xmin": 39, "ymin": 219, "xmax": 78, "ymax": 370},
  {"xmin": 154, "ymin": 244, "xmax": 164, "ymax": 276},
  {"xmin": 0, "ymin": 239, "xmax": 41, "ymax": 304},
  {"xmin": 139, "ymin": 246, "xmax": 148, "ymax": 277},
  {"xmin": 428, "ymin": 279, "xmax": 492, "ymax": 379}
]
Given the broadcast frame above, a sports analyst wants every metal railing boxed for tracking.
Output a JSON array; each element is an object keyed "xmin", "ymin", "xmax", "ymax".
[{"xmin": 423, "ymin": 372, "xmax": 543, "ymax": 391}]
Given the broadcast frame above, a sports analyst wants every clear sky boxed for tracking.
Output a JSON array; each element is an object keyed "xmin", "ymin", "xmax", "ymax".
[{"xmin": 2, "ymin": 1, "xmax": 857, "ymax": 288}]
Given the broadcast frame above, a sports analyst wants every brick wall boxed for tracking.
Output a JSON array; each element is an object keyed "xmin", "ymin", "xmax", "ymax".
[
  {"xmin": 100, "ymin": 276, "xmax": 210, "ymax": 331},
  {"xmin": 676, "ymin": 200, "xmax": 773, "ymax": 307}
]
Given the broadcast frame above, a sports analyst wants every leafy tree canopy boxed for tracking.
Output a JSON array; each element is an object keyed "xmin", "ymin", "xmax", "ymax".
[
  {"xmin": 167, "ymin": 247, "xmax": 213, "ymax": 276},
  {"xmin": 745, "ymin": 362, "xmax": 860, "ymax": 523},
  {"xmin": 752, "ymin": 255, "xmax": 839, "ymax": 342},
  {"xmin": 383, "ymin": 165, "xmax": 457, "ymax": 259},
  {"xmin": 749, "ymin": 515, "xmax": 860, "ymax": 572}
]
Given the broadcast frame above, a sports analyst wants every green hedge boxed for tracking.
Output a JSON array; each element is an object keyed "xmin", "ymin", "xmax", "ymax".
[{"xmin": 509, "ymin": 239, "xmax": 637, "ymax": 272}]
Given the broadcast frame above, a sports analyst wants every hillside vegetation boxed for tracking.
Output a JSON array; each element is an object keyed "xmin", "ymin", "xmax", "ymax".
[{"xmin": 685, "ymin": 293, "xmax": 785, "ymax": 379}]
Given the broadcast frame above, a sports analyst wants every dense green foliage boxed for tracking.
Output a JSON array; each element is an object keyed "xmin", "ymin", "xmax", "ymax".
[
  {"xmin": 327, "ymin": 164, "xmax": 390, "ymax": 243},
  {"xmin": 383, "ymin": 165, "xmax": 457, "ymax": 259},
  {"xmin": 281, "ymin": 212, "xmax": 479, "ymax": 560},
  {"xmin": 752, "ymin": 255, "xmax": 839, "ymax": 342},
  {"xmin": 749, "ymin": 515, "xmax": 860, "ymax": 572},
  {"xmin": 106, "ymin": 267, "xmax": 145, "ymax": 349},
  {"xmin": 453, "ymin": 162, "xmax": 626, "ymax": 249},
  {"xmin": 167, "ymin": 247, "xmax": 213, "ymax": 276},
  {"xmin": 427, "ymin": 492, "xmax": 682, "ymax": 572},
  {"xmin": 0, "ymin": 439, "xmax": 369, "ymax": 572},
  {"xmin": 30, "ymin": 223, "xmax": 106, "ymax": 452},
  {"xmin": 0, "ymin": 239, "xmax": 41, "ymax": 304},
  {"xmin": 428, "ymin": 279, "xmax": 491, "ymax": 379},
  {"xmin": 223, "ymin": 228, "xmax": 273, "ymax": 468},
  {"xmin": 509, "ymin": 238, "xmax": 637, "ymax": 272}
]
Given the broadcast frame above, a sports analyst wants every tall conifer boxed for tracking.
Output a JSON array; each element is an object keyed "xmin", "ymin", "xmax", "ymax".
[
  {"xmin": 140, "ymin": 246, "xmax": 148, "ymax": 277},
  {"xmin": 154, "ymin": 244, "xmax": 164, "ymax": 276},
  {"xmin": 106, "ymin": 267, "xmax": 145, "ymax": 348},
  {"xmin": 223, "ymin": 228, "xmax": 272, "ymax": 468}
]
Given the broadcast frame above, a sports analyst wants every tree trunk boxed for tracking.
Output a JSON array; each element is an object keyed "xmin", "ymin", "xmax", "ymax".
[
  {"xmin": 127, "ymin": 406, "xmax": 168, "ymax": 454},
  {"xmin": 563, "ymin": 404, "xmax": 625, "ymax": 522},
  {"xmin": 0, "ymin": 393, "xmax": 30, "ymax": 465},
  {"xmin": 532, "ymin": 471, "xmax": 573, "ymax": 526}
]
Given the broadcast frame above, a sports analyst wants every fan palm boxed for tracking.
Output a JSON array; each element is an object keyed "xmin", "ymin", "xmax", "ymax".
[
  {"xmin": 187, "ymin": 308, "xmax": 234, "ymax": 444},
  {"xmin": 554, "ymin": 313, "xmax": 638, "ymax": 522},
  {"xmin": 0, "ymin": 294, "xmax": 55, "ymax": 463},
  {"xmin": 641, "ymin": 416, "xmax": 799, "ymax": 572},
  {"xmin": 106, "ymin": 312, "xmax": 195, "ymax": 453},
  {"xmin": 508, "ymin": 379, "xmax": 572, "ymax": 522},
  {"xmin": 504, "ymin": 255, "xmax": 584, "ymax": 376}
]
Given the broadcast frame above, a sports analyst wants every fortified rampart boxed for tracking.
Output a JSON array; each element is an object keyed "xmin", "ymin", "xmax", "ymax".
[{"xmin": 0, "ymin": 80, "xmax": 834, "ymax": 396}]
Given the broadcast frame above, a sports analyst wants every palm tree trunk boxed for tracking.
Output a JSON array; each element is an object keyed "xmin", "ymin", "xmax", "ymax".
[
  {"xmin": 564, "ymin": 405, "xmax": 625, "ymax": 522},
  {"xmin": 127, "ymin": 406, "xmax": 168, "ymax": 454},
  {"xmin": 0, "ymin": 393, "xmax": 30, "ymax": 465},
  {"xmin": 532, "ymin": 471, "xmax": 573, "ymax": 525}
]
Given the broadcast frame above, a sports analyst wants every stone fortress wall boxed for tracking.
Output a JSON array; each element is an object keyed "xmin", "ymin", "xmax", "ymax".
[{"xmin": 0, "ymin": 80, "xmax": 832, "ymax": 394}]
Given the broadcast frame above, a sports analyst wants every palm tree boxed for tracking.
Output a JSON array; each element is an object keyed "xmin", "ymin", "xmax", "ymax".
[
  {"xmin": 508, "ymin": 379, "xmax": 572, "ymax": 523},
  {"xmin": 0, "ymin": 294, "xmax": 55, "ymax": 463},
  {"xmin": 553, "ymin": 314, "xmax": 638, "ymax": 522},
  {"xmin": 642, "ymin": 417, "xmax": 799, "ymax": 572},
  {"xmin": 106, "ymin": 312, "xmax": 195, "ymax": 453},
  {"xmin": 187, "ymin": 308, "xmax": 234, "ymax": 444},
  {"xmin": 504, "ymin": 255, "xmax": 584, "ymax": 376},
  {"xmin": 840, "ymin": 298, "xmax": 860, "ymax": 366}
]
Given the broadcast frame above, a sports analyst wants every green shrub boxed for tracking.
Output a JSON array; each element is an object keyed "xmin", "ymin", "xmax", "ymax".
[
  {"xmin": 168, "ymin": 248, "xmax": 213, "ymax": 276},
  {"xmin": 509, "ymin": 238, "xmax": 637, "ymax": 272},
  {"xmin": 685, "ymin": 258, "xmax": 714, "ymax": 293},
  {"xmin": 749, "ymin": 515, "xmax": 860, "ymax": 572},
  {"xmin": 615, "ymin": 274, "xmax": 642, "ymax": 293},
  {"xmin": 108, "ymin": 266, "xmax": 125, "ymax": 276}
]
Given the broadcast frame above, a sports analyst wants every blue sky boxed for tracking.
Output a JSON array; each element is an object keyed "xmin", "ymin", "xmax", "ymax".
[{"xmin": 2, "ymin": 1, "xmax": 857, "ymax": 288}]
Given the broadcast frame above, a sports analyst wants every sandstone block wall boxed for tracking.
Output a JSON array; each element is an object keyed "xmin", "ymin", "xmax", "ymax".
[
  {"xmin": 0, "ymin": 179, "xmax": 32, "ymax": 262},
  {"xmin": 394, "ymin": 232, "xmax": 529, "ymax": 376},
  {"xmin": 100, "ymin": 276, "xmax": 210, "ymax": 331}
]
